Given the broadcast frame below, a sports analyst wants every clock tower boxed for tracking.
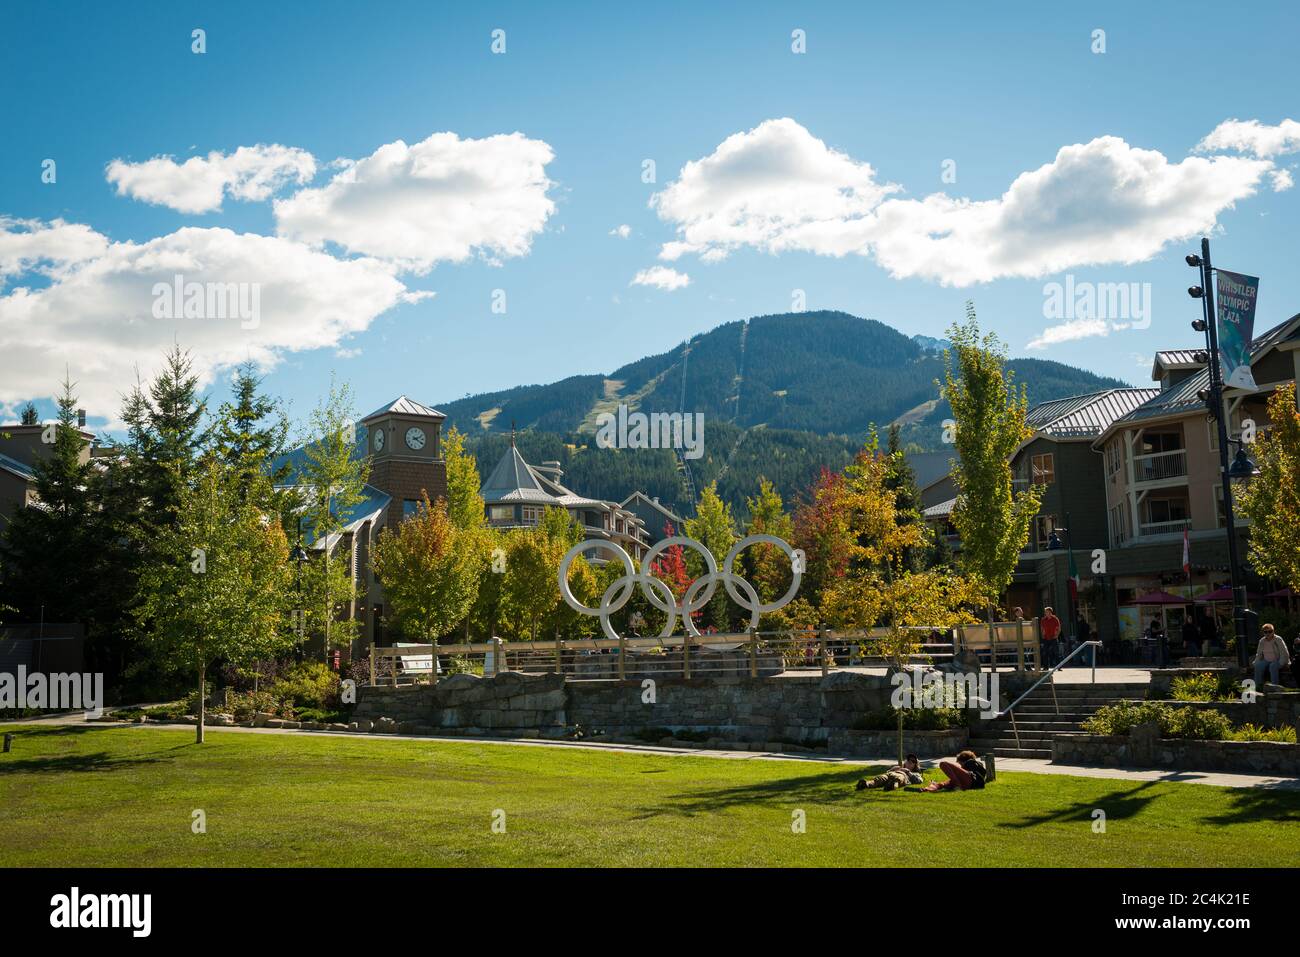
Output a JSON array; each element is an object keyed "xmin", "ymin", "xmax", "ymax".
[{"xmin": 361, "ymin": 396, "xmax": 448, "ymax": 532}]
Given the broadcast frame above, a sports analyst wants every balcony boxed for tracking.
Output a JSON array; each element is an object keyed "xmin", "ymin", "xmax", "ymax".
[
  {"xmin": 1133, "ymin": 449, "xmax": 1187, "ymax": 483},
  {"xmin": 1137, "ymin": 518, "xmax": 1192, "ymax": 538}
]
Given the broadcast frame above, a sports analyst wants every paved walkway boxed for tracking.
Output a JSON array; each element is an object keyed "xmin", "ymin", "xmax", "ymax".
[{"xmin": 12, "ymin": 712, "xmax": 1293, "ymax": 791}]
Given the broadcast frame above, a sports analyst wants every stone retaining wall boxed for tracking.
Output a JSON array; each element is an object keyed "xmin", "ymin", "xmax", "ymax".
[
  {"xmin": 826, "ymin": 728, "xmax": 968, "ymax": 758},
  {"xmin": 1052, "ymin": 721, "xmax": 1300, "ymax": 775},
  {"xmin": 354, "ymin": 669, "xmax": 917, "ymax": 748}
]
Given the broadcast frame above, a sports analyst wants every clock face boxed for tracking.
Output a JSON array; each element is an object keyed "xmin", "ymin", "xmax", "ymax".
[
  {"xmin": 372, "ymin": 428, "xmax": 385, "ymax": 451},
  {"xmin": 405, "ymin": 426, "xmax": 426, "ymax": 450}
]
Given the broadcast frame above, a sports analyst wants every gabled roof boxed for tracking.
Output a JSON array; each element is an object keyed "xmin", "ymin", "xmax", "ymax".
[
  {"xmin": 290, "ymin": 483, "xmax": 391, "ymax": 550},
  {"xmin": 271, "ymin": 425, "xmax": 370, "ymax": 484},
  {"xmin": 1099, "ymin": 312, "xmax": 1300, "ymax": 439},
  {"xmin": 1025, "ymin": 388, "xmax": 1162, "ymax": 439},
  {"xmin": 621, "ymin": 491, "xmax": 684, "ymax": 525},
  {"xmin": 1152, "ymin": 350, "xmax": 1205, "ymax": 381},
  {"xmin": 923, "ymin": 497, "xmax": 957, "ymax": 519},
  {"xmin": 905, "ymin": 451, "xmax": 957, "ymax": 492},
  {"xmin": 362, "ymin": 395, "xmax": 445, "ymax": 422}
]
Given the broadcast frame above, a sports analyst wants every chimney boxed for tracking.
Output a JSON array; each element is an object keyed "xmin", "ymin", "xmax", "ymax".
[
  {"xmin": 536, "ymin": 460, "xmax": 563, "ymax": 482},
  {"xmin": 76, "ymin": 409, "xmax": 86, "ymax": 428}
]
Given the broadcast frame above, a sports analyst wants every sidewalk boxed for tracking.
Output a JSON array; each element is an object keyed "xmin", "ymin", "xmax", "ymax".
[{"xmin": 23, "ymin": 715, "xmax": 1292, "ymax": 791}]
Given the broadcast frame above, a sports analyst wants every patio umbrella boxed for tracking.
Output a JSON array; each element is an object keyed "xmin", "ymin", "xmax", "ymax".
[
  {"xmin": 1134, "ymin": 590, "xmax": 1190, "ymax": 605},
  {"xmin": 1266, "ymin": 587, "xmax": 1295, "ymax": 598},
  {"xmin": 1195, "ymin": 586, "xmax": 1265, "ymax": 603}
]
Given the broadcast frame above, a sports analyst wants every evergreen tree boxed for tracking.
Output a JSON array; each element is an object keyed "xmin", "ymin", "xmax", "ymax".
[
  {"xmin": 0, "ymin": 375, "xmax": 91, "ymax": 621},
  {"xmin": 212, "ymin": 362, "xmax": 290, "ymax": 510},
  {"xmin": 882, "ymin": 423, "xmax": 929, "ymax": 572},
  {"xmin": 19, "ymin": 402, "xmax": 38, "ymax": 425}
]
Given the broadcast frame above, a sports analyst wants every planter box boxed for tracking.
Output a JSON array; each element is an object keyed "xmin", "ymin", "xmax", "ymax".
[
  {"xmin": 1053, "ymin": 731, "xmax": 1300, "ymax": 775},
  {"xmin": 828, "ymin": 727, "xmax": 967, "ymax": 758}
]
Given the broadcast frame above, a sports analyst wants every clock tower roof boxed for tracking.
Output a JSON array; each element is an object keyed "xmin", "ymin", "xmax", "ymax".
[{"xmin": 361, "ymin": 395, "xmax": 446, "ymax": 423}]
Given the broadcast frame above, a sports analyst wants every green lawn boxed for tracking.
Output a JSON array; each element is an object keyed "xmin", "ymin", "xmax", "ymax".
[{"xmin": 2, "ymin": 723, "xmax": 1298, "ymax": 867}]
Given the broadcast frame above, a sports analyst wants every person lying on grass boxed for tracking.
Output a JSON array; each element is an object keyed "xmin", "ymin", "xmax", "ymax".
[
  {"xmin": 921, "ymin": 750, "xmax": 988, "ymax": 791},
  {"xmin": 856, "ymin": 754, "xmax": 923, "ymax": 792}
]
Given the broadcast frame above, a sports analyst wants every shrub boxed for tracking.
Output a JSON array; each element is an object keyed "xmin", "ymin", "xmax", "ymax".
[
  {"xmin": 1170, "ymin": 672, "xmax": 1220, "ymax": 701},
  {"xmin": 1083, "ymin": 701, "xmax": 1230, "ymax": 740},
  {"xmin": 1168, "ymin": 672, "xmax": 1243, "ymax": 702},
  {"xmin": 1163, "ymin": 707, "xmax": 1231, "ymax": 741},
  {"xmin": 267, "ymin": 663, "xmax": 340, "ymax": 712},
  {"xmin": 852, "ymin": 706, "xmax": 966, "ymax": 731},
  {"xmin": 1227, "ymin": 724, "xmax": 1297, "ymax": 743}
]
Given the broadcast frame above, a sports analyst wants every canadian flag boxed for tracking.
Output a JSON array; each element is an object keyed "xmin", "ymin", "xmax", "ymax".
[{"xmin": 1182, "ymin": 527, "xmax": 1191, "ymax": 577}]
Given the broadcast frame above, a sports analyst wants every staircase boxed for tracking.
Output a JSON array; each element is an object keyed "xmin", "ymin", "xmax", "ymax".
[{"xmin": 968, "ymin": 681, "xmax": 1148, "ymax": 759}]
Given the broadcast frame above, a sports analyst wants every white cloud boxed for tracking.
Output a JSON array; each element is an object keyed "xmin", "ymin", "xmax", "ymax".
[
  {"xmin": 106, "ymin": 145, "xmax": 317, "ymax": 214},
  {"xmin": 0, "ymin": 217, "xmax": 109, "ymax": 283},
  {"xmin": 1026, "ymin": 318, "xmax": 1111, "ymax": 351},
  {"xmin": 631, "ymin": 266, "xmax": 691, "ymax": 290},
  {"xmin": 1271, "ymin": 169, "xmax": 1294, "ymax": 192},
  {"xmin": 650, "ymin": 118, "xmax": 898, "ymax": 263},
  {"xmin": 0, "ymin": 221, "xmax": 422, "ymax": 421},
  {"xmin": 868, "ymin": 137, "xmax": 1270, "ymax": 286},
  {"xmin": 274, "ymin": 131, "xmax": 556, "ymax": 273},
  {"xmin": 651, "ymin": 120, "xmax": 1275, "ymax": 287},
  {"xmin": 610, "ymin": 224, "xmax": 631, "ymax": 238},
  {"xmin": 1196, "ymin": 118, "xmax": 1300, "ymax": 159}
]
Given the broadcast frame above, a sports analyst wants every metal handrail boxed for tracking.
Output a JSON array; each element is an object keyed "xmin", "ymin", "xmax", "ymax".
[{"xmin": 996, "ymin": 640, "xmax": 1102, "ymax": 751}]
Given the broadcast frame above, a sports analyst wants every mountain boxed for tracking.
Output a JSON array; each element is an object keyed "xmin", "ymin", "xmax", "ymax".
[{"xmin": 439, "ymin": 311, "xmax": 1129, "ymax": 447}]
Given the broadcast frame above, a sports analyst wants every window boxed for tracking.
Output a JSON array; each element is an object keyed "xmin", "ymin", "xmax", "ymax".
[
  {"xmin": 489, "ymin": 505, "xmax": 514, "ymax": 522},
  {"xmin": 402, "ymin": 499, "xmax": 421, "ymax": 521},
  {"xmin": 1034, "ymin": 514, "xmax": 1058, "ymax": 550},
  {"xmin": 1109, "ymin": 504, "xmax": 1130, "ymax": 546},
  {"xmin": 521, "ymin": 506, "xmax": 543, "ymax": 524},
  {"xmin": 1140, "ymin": 430, "xmax": 1183, "ymax": 454},
  {"xmin": 1146, "ymin": 496, "xmax": 1189, "ymax": 524},
  {"xmin": 1106, "ymin": 440, "xmax": 1123, "ymax": 477},
  {"xmin": 1031, "ymin": 453, "xmax": 1055, "ymax": 485}
]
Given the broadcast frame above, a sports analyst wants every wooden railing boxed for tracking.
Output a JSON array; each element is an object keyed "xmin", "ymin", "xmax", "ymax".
[
  {"xmin": 367, "ymin": 626, "xmax": 956, "ymax": 687},
  {"xmin": 954, "ymin": 619, "xmax": 1043, "ymax": 672}
]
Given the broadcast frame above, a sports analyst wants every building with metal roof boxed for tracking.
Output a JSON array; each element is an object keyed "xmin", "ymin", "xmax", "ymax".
[{"xmin": 481, "ymin": 434, "xmax": 650, "ymax": 560}]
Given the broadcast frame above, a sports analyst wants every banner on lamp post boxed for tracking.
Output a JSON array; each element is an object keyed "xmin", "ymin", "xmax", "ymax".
[{"xmin": 1215, "ymin": 269, "xmax": 1260, "ymax": 390}]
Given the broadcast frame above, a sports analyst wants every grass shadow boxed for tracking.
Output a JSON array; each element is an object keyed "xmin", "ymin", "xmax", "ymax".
[
  {"xmin": 997, "ymin": 780, "xmax": 1163, "ymax": 830},
  {"xmin": 1198, "ymin": 781, "xmax": 1300, "ymax": 826},
  {"xmin": 630, "ymin": 765, "xmax": 882, "ymax": 819},
  {"xmin": 0, "ymin": 751, "xmax": 162, "ymax": 774}
]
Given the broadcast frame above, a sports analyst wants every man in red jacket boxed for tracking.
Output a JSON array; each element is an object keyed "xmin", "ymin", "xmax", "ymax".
[{"xmin": 1040, "ymin": 606, "xmax": 1062, "ymax": 669}]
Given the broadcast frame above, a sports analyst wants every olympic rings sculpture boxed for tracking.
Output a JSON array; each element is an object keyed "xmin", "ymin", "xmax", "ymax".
[{"xmin": 557, "ymin": 534, "xmax": 802, "ymax": 642}]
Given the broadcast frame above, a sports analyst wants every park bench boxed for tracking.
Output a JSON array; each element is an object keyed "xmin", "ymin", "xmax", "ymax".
[{"xmin": 393, "ymin": 642, "xmax": 439, "ymax": 686}]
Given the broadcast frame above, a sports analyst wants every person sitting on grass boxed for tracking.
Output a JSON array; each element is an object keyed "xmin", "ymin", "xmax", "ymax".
[
  {"xmin": 921, "ymin": 750, "xmax": 988, "ymax": 791},
  {"xmin": 856, "ymin": 754, "xmax": 923, "ymax": 791}
]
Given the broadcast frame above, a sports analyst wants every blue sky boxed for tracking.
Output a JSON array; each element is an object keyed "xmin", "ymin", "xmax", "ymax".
[{"xmin": 1, "ymin": 0, "xmax": 1297, "ymax": 432}]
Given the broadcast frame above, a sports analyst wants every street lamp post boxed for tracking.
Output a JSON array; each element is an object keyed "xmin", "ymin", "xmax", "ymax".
[
  {"xmin": 1048, "ymin": 515, "xmax": 1077, "ymax": 662},
  {"xmin": 290, "ymin": 516, "xmax": 311, "ymax": 659},
  {"xmin": 1187, "ymin": 238, "xmax": 1256, "ymax": 668}
]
